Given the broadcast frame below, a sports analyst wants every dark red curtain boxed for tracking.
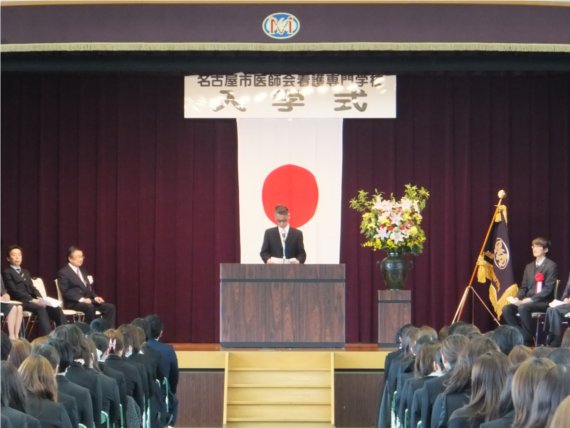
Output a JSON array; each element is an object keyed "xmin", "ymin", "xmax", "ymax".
[
  {"xmin": 341, "ymin": 74, "xmax": 570, "ymax": 342},
  {"xmin": 2, "ymin": 73, "xmax": 569, "ymax": 343},
  {"xmin": 1, "ymin": 75, "xmax": 239, "ymax": 342}
]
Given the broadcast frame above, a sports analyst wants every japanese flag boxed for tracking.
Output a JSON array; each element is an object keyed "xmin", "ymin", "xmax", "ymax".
[{"xmin": 238, "ymin": 118, "xmax": 343, "ymax": 264}]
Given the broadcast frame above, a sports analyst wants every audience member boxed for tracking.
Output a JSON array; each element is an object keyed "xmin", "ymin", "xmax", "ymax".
[
  {"xmin": 145, "ymin": 314, "xmax": 179, "ymax": 425},
  {"xmin": 57, "ymin": 245, "xmax": 116, "ymax": 326},
  {"xmin": 502, "ymin": 237, "xmax": 558, "ymax": 345},
  {"xmin": 18, "ymin": 354, "xmax": 73, "ymax": 428},
  {"xmin": 90, "ymin": 317, "xmax": 111, "ymax": 333},
  {"xmin": 2, "ymin": 245, "xmax": 66, "ymax": 336},
  {"xmin": 30, "ymin": 335, "xmax": 50, "ymax": 350},
  {"xmin": 51, "ymin": 324, "xmax": 104, "ymax": 428},
  {"xmin": 549, "ymin": 395, "xmax": 570, "ymax": 428},
  {"xmin": 448, "ymin": 321, "xmax": 481, "ymax": 338},
  {"xmin": 431, "ymin": 336, "xmax": 499, "ymax": 428},
  {"xmin": 2, "ymin": 331, "xmax": 13, "ymax": 360},
  {"xmin": 548, "ymin": 347, "xmax": 570, "ymax": 366},
  {"xmin": 507, "ymin": 357, "xmax": 555, "ymax": 428},
  {"xmin": 482, "ymin": 348, "xmax": 532, "ymax": 428},
  {"xmin": 75, "ymin": 321, "xmax": 93, "ymax": 336},
  {"xmin": 85, "ymin": 336, "xmax": 122, "ymax": 427},
  {"xmin": 525, "ymin": 364, "xmax": 570, "ymax": 428},
  {"xmin": 561, "ymin": 327, "xmax": 570, "ymax": 348},
  {"xmin": 507, "ymin": 345, "xmax": 532, "ymax": 366},
  {"xmin": 32, "ymin": 343, "xmax": 79, "ymax": 428},
  {"xmin": 417, "ymin": 334, "xmax": 469, "ymax": 428},
  {"xmin": 401, "ymin": 342, "xmax": 443, "ymax": 427},
  {"xmin": 1, "ymin": 276, "xmax": 23, "ymax": 339},
  {"xmin": 89, "ymin": 332, "xmax": 129, "ymax": 427},
  {"xmin": 488, "ymin": 325, "xmax": 524, "ymax": 355},
  {"xmin": 8, "ymin": 338, "xmax": 31, "ymax": 368},
  {"xmin": 104, "ymin": 328, "xmax": 145, "ymax": 415},
  {"xmin": 48, "ymin": 337, "xmax": 95, "ymax": 428},
  {"xmin": 448, "ymin": 351, "xmax": 509, "ymax": 428},
  {"xmin": 1, "ymin": 360, "xmax": 40, "ymax": 427},
  {"xmin": 532, "ymin": 346, "xmax": 553, "ymax": 358},
  {"xmin": 132, "ymin": 317, "xmax": 166, "ymax": 381}
]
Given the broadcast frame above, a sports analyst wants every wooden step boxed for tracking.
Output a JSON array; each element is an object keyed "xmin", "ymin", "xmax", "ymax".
[
  {"xmin": 227, "ymin": 386, "xmax": 331, "ymax": 403},
  {"xmin": 227, "ymin": 370, "xmax": 331, "ymax": 386},
  {"xmin": 227, "ymin": 403, "xmax": 331, "ymax": 420},
  {"xmin": 226, "ymin": 422, "xmax": 332, "ymax": 428}
]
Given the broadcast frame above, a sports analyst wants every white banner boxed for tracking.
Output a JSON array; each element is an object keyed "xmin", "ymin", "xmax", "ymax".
[
  {"xmin": 238, "ymin": 118, "xmax": 343, "ymax": 264},
  {"xmin": 185, "ymin": 74, "xmax": 396, "ymax": 118}
]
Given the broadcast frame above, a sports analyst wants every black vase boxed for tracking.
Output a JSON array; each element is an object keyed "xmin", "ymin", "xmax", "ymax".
[{"xmin": 378, "ymin": 251, "xmax": 413, "ymax": 290}]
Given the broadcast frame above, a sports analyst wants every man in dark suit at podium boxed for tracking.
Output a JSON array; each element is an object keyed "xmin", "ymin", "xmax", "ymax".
[{"xmin": 260, "ymin": 205, "xmax": 306, "ymax": 264}]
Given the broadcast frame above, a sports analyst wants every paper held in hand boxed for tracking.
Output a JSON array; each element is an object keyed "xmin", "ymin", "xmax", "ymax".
[
  {"xmin": 39, "ymin": 296, "xmax": 61, "ymax": 308},
  {"xmin": 268, "ymin": 257, "xmax": 297, "ymax": 264}
]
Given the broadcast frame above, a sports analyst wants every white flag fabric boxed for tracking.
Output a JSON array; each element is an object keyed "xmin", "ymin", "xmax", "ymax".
[{"xmin": 238, "ymin": 118, "xmax": 343, "ymax": 264}]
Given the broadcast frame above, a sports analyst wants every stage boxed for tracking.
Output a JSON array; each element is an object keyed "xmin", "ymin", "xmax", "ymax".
[{"xmin": 172, "ymin": 343, "xmax": 388, "ymax": 427}]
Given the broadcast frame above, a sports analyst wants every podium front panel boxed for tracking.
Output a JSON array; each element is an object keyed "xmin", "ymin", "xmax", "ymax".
[{"xmin": 220, "ymin": 264, "xmax": 345, "ymax": 347}]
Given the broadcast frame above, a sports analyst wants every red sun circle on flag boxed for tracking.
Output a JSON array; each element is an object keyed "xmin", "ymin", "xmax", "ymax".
[{"xmin": 262, "ymin": 164, "xmax": 319, "ymax": 228}]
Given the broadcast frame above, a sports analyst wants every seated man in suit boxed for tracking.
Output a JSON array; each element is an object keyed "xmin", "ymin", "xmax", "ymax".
[
  {"xmin": 545, "ymin": 272, "xmax": 570, "ymax": 347},
  {"xmin": 57, "ymin": 245, "xmax": 116, "ymax": 326},
  {"xmin": 2, "ymin": 245, "xmax": 66, "ymax": 336},
  {"xmin": 502, "ymin": 237, "xmax": 558, "ymax": 345},
  {"xmin": 260, "ymin": 205, "xmax": 306, "ymax": 264}
]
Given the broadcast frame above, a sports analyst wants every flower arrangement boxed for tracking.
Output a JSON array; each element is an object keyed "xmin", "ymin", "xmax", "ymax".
[{"xmin": 349, "ymin": 184, "xmax": 430, "ymax": 255}]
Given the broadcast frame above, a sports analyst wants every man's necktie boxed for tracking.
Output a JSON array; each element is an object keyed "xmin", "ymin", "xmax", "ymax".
[
  {"xmin": 16, "ymin": 268, "xmax": 23, "ymax": 277},
  {"xmin": 76, "ymin": 269, "xmax": 86, "ymax": 285}
]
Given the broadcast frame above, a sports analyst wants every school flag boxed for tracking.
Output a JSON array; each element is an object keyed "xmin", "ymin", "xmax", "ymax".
[{"xmin": 477, "ymin": 205, "xmax": 519, "ymax": 318}]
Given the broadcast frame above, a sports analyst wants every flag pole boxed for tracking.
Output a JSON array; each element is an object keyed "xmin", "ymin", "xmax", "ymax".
[{"xmin": 452, "ymin": 190, "xmax": 506, "ymax": 325}]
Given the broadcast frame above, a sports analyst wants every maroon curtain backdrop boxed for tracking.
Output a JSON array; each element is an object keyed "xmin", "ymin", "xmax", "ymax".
[
  {"xmin": 2, "ymin": 73, "xmax": 569, "ymax": 343},
  {"xmin": 341, "ymin": 74, "xmax": 570, "ymax": 342},
  {"xmin": 1, "ymin": 75, "xmax": 240, "ymax": 342}
]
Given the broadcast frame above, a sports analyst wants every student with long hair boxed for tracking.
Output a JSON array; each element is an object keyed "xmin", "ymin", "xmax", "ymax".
[
  {"xmin": 51, "ymin": 323, "xmax": 103, "ymax": 428},
  {"xmin": 8, "ymin": 338, "xmax": 31, "ymax": 369},
  {"xmin": 400, "ymin": 342, "xmax": 443, "ymax": 428},
  {"xmin": 448, "ymin": 351, "xmax": 509, "ymax": 428},
  {"xmin": 1, "ymin": 360, "xmax": 40, "ymax": 427},
  {"xmin": 431, "ymin": 336, "xmax": 499, "ymax": 428},
  {"xmin": 417, "ymin": 334, "xmax": 469, "ymax": 428},
  {"xmin": 509, "ymin": 358, "xmax": 555, "ymax": 428},
  {"xmin": 549, "ymin": 395, "xmax": 570, "ymax": 428},
  {"xmin": 18, "ymin": 354, "xmax": 72, "ymax": 428},
  {"xmin": 525, "ymin": 365, "xmax": 570, "ymax": 428}
]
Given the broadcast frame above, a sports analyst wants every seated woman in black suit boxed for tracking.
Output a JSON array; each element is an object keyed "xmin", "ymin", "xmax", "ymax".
[
  {"xmin": 18, "ymin": 354, "xmax": 73, "ymax": 428},
  {"xmin": 1, "ymin": 278, "xmax": 23, "ymax": 340}
]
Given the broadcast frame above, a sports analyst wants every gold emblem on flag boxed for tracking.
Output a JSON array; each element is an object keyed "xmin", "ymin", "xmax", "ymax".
[{"xmin": 493, "ymin": 238, "xmax": 509, "ymax": 270}]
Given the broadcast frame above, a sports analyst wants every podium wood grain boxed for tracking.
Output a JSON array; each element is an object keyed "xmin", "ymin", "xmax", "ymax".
[
  {"xmin": 378, "ymin": 289, "xmax": 411, "ymax": 347},
  {"xmin": 220, "ymin": 264, "xmax": 345, "ymax": 347}
]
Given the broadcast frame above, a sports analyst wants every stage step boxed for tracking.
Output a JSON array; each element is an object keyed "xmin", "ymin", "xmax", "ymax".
[
  {"xmin": 226, "ymin": 423, "xmax": 332, "ymax": 428},
  {"xmin": 223, "ymin": 351, "xmax": 334, "ymax": 426}
]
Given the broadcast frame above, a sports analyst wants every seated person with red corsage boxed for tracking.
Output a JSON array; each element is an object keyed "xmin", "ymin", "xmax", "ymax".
[{"xmin": 501, "ymin": 237, "xmax": 558, "ymax": 346}]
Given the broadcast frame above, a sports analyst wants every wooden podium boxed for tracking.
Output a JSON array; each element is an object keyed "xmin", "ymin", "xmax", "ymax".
[{"xmin": 220, "ymin": 263, "xmax": 345, "ymax": 347}]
